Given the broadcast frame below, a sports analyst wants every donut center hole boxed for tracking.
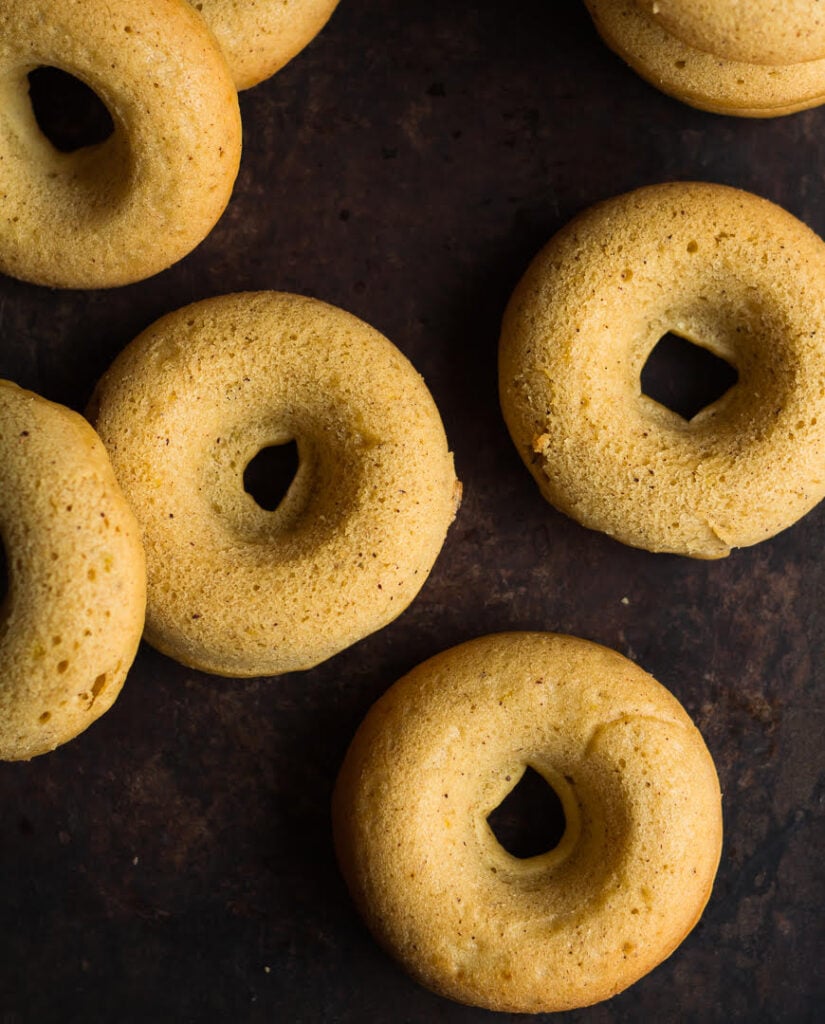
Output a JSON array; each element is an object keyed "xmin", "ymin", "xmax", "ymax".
[
  {"xmin": 487, "ymin": 766, "xmax": 566, "ymax": 859},
  {"xmin": 28, "ymin": 67, "xmax": 115, "ymax": 153},
  {"xmin": 243, "ymin": 441, "xmax": 300, "ymax": 512},
  {"xmin": 641, "ymin": 333, "xmax": 738, "ymax": 420}
]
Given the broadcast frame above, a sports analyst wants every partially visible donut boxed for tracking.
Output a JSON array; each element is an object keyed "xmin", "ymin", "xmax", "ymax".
[
  {"xmin": 585, "ymin": 0, "xmax": 825, "ymax": 116},
  {"xmin": 333, "ymin": 632, "xmax": 723, "ymax": 1013},
  {"xmin": 636, "ymin": 0, "xmax": 825, "ymax": 66},
  {"xmin": 0, "ymin": 0, "xmax": 242, "ymax": 288},
  {"xmin": 499, "ymin": 182, "xmax": 825, "ymax": 558},
  {"xmin": 90, "ymin": 292, "xmax": 459, "ymax": 678},
  {"xmin": 189, "ymin": 0, "xmax": 340, "ymax": 90},
  {"xmin": 0, "ymin": 380, "xmax": 146, "ymax": 761}
]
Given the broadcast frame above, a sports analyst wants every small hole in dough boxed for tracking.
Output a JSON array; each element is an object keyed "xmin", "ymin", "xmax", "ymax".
[
  {"xmin": 641, "ymin": 332, "xmax": 738, "ymax": 421},
  {"xmin": 243, "ymin": 440, "xmax": 300, "ymax": 512},
  {"xmin": 487, "ymin": 766, "xmax": 566, "ymax": 859},
  {"xmin": 28, "ymin": 67, "xmax": 115, "ymax": 153},
  {"xmin": 92, "ymin": 673, "xmax": 107, "ymax": 698},
  {"xmin": 39, "ymin": 711, "xmax": 51, "ymax": 724},
  {"xmin": 57, "ymin": 659, "xmax": 69, "ymax": 673}
]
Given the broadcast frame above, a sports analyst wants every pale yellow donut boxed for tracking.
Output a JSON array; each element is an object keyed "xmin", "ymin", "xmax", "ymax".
[
  {"xmin": 636, "ymin": 0, "xmax": 825, "ymax": 66},
  {"xmin": 189, "ymin": 0, "xmax": 340, "ymax": 90},
  {"xmin": 0, "ymin": 0, "xmax": 242, "ymax": 288},
  {"xmin": 499, "ymin": 182, "xmax": 825, "ymax": 558},
  {"xmin": 333, "ymin": 632, "xmax": 723, "ymax": 1013},
  {"xmin": 586, "ymin": 0, "xmax": 825, "ymax": 116},
  {"xmin": 0, "ymin": 380, "xmax": 146, "ymax": 761},
  {"xmin": 90, "ymin": 292, "xmax": 459, "ymax": 678}
]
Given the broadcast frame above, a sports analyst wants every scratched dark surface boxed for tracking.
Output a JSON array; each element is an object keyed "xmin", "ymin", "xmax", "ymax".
[{"xmin": 0, "ymin": 1, "xmax": 823, "ymax": 1021}]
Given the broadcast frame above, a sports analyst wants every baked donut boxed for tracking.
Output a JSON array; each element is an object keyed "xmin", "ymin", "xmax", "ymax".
[
  {"xmin": 90, "ymin": 292, "xmax": 459, "ymax": 678},
  {"xmin": 499, "ymin": 182, "xmax": 825, "ymax": 558},
  {"xmin": 0, "ymin": 0, "xmax": 242, "ymax": 289},
  {"xmin": 585, "ymin": 0, "xmax": 825, "ymax": 116},
  {"xmin": 189, "ymin": 0, "xmax": 340, "ymax": 90},
  {"xmin": 0, "ymin": 380, "xmax": 145, "ymax": 761},
  {"xmin": 333, "ymin": 632, "xmax": 723, "ymax": 1013},
  {"xmin": 637, "ymin": 0, "xmax": 825, "ymax": 66}
]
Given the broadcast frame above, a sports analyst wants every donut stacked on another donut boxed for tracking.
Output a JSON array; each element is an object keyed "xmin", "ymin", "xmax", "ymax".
[
  {"xmin": 188, "ymin": 0, "xmax": 340, "ymax": 90},
  {"xmin": 90, "ymin": 292, "xmax": 460, "ymax": 678},
  {"xmin": 0, "ymin": 0, "xmax": 242, "ymax": 288},
  {"xmin": 333, "ymin": 632, "xmax": 723, "ymax": 1014},
  {"xmin": 585, "ymin": 0, "xmax": 825, "ymax": 116},
  {"xmin": 0, "ymin": 380, "xmax": 146, "ymax": 760},
  {"xmin": 500, "ymin": 182, "xmax": 825, "ymax": 558}
]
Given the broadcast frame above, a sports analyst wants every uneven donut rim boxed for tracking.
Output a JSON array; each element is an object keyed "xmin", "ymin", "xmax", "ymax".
[{"xmin": 333, "ymin": 632, "xmax": 723, "ymax": 1013}]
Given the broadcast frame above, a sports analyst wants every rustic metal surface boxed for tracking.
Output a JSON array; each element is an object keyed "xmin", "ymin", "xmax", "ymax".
[{"xmin": 0, "ymin": 1, "xmax": 823, "ymax": 1021}]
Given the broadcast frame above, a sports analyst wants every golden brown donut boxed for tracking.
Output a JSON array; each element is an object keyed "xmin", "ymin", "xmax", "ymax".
[
  {"xmin": 90, "ymin": 292, "xmax": 459, "ymax": 678},
  {"xmin": 586, "ymin": 0, "xmax": 825, "ymax": 116},
  {"xmin": 0, "ymin": 0, "xmax": 242, "ymax": 288},
  {"xmin": 333, "ymin": 632, "xmax": 723, "ymax": 1013},
  {"xmin": 188, "ymin": 0, "xmax": 340, "ymax": 90},
  {"xmin": 637, "ymin": 0, "xmax": 825, "ymax": 66},
  {"xmin": 499, "ymin": 182, "xmax": 825, "ymax": 558},
  {"xmin": 0, "ymin": 380, "xmax": 146, "ymax": 761}
]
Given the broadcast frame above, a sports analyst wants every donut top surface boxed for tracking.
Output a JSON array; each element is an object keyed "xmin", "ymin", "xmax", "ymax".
[
  {"xmin": 636, "ymin": 0, "xmax": 825, "ymax": 65},
  {"xmin": 0, "ymin": 380, "xmax": 145, "ymax": 760},
  {"xmin": 190, "ymin": 0, "xmax": 340, "ymax": 90},
  {"xmin": 91, "ymin": 292, "xmax": 459, "ymax": 677},
  {"xmin": 500, "ymin": 182, "xmax": 825, "ymax": 557},
  {"xmin": 333, "ymin": 632, "xmax": 723, "ymax": 1013}
]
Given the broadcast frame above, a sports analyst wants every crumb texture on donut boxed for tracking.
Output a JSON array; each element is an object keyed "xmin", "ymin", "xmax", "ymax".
[
  {"xmin": 189, "ymin": 0, "xmax": 340, "ymax": 90},
  {"xmin": 333, "ymin": 632, "xmax": 723, "ymax": 1013},
  {"xmin": 500, "ymin": 182, "xmax": 825, "ymax": 557},
  {"xmin": 90, "ymin": 292, "xmax": 458, "ymax": 678},
  {"xmin": 0, "ymin": 0, "xmax": 241, "ymax": 288},
  {"xmin": 586, "ymin": 0, "xmax": 825, "ymax": 117},
  {"xmin": 0, "ymin": 380, "xmax": 146, "ymax": 760}
]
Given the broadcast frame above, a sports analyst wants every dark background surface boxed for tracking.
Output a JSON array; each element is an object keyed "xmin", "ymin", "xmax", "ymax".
[{"xmin": 1, "ymin": 1, "xmax": 823, "ymax": 1021}]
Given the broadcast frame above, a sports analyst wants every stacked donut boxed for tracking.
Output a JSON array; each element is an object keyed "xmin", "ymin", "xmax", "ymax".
[
  {"xmin": 0, "ymin": 0, "xmax": 339, "ymax": 288},
  {"xmin": 585, "ymin": 0, "xmax": 825, "ymax": 116}
]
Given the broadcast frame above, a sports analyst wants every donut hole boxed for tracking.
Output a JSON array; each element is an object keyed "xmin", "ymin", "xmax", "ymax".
[
  {"xmin": 243, "ymin": 441, "xmax": 301, "ymax": 512},
  {"xmin": 28, "ymin": 67, "xmax": 115, "ymax": 153},
  {"xmin": 641, "ymin": 332, "xmax": 738, "ymax": 420},
  {"xmin": 487, "ymin": 766, "xmax": 567, "ymax": 859}
]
